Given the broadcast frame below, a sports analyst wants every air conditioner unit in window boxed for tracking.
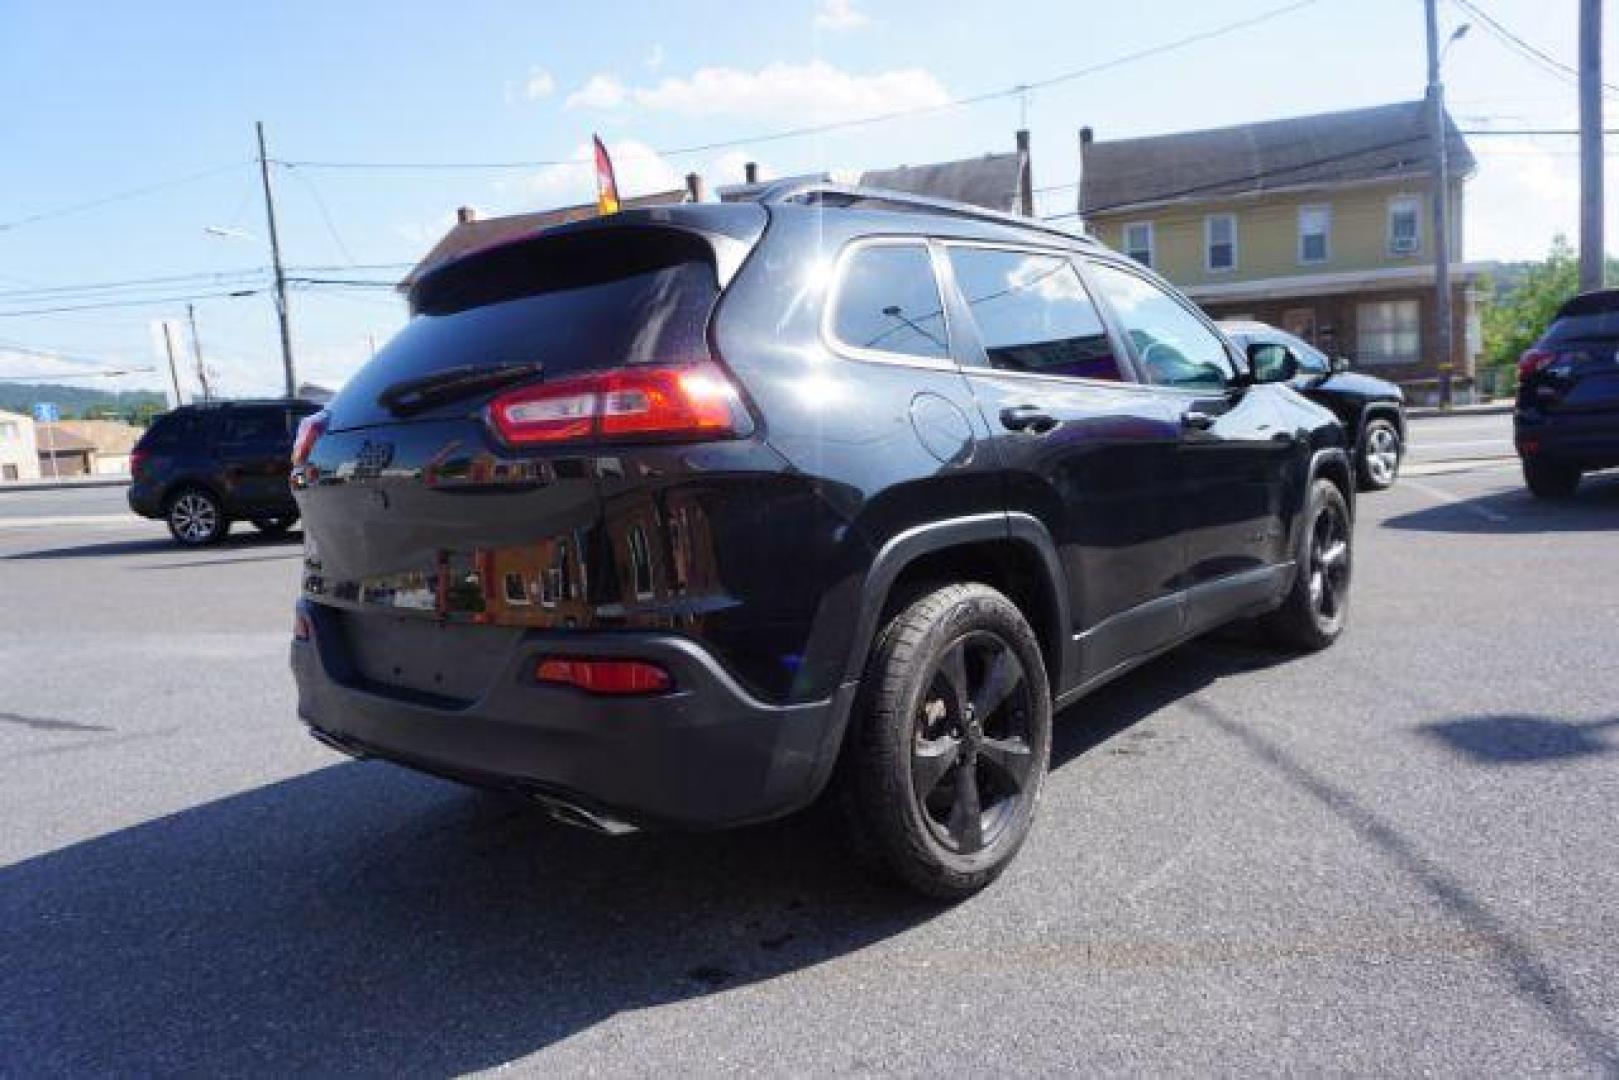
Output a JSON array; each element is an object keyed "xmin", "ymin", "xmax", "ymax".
[{"xmin": 1391, "ymin": 235, "xmax": 1419, "ymax": 254}]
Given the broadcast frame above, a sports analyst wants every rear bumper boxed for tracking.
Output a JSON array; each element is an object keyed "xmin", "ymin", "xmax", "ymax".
[
  {"xmin": 290, "ymin": 600, "xmax": 858, "ymax": 830},
  {"xmin": 1515, "ymin": 410, "xmax": 1619, "ymax": 469},
  {"xmin": 126, "ymin": 481, "xmax": 163, "ymax": 519}
]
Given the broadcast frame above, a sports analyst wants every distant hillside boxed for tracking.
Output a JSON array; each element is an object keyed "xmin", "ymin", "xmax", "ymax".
[{"xmin": 0, "ymin": 383, "xmax": 167, "ymax": 424}]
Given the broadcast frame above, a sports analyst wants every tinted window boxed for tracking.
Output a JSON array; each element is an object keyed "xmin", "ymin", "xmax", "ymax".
[
  {"xmin": 139, "ymin": 411, "xmax": 201, "ymax": 450},
  {"xmin": 1087, "ymin": 261, "xmax": 1235, "ymax": 391},
  {"xmin": 948, "ymin": 247, "xmax": 1121, "ymax": 380},
  {"xmin": 222, "ymin": 408, "xmax": 291, "ymax": 444},
  {"xmin": 332, "ymin": 229, "xmax": 719, "ymax": 428},
  {"xmin": 1545, "ymin": 310, "xmax": 1619, "ymax": 344},
  {"xmin": 831, "ymin": 244, "xmax": 948, "ymax": 360}
]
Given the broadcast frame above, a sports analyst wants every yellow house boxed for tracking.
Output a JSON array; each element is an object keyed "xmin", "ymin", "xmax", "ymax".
[{"xmin": 1081, "ymin": 101, "xmax": 1485, "ymax": 401}]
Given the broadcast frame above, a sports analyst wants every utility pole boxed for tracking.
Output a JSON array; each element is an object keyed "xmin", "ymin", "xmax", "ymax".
[
  {"xmin": 186, "ymin": 303, "xmax": 211, "ymax": 402},
  {"xmin": 1580, "ymin": 0, "xmax": 1605, "ymax": 291},
  {"xmin": 161, "ymin": 320, "xmax": 184, "ymax": 406},
  {"xmin": 256, "ymin": 121, "xmax": 297, "ymax": 398},
  {"xmin": 1425, "ymin": 0, "xmax": 1455, "ymax": 410}
]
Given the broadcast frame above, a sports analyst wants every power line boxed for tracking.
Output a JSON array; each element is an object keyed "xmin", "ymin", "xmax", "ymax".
[
  {"xmin": 0, "ymin": 268, "xmax": 267, "ymax": 302},
  {"xmin": 0, "ymin": 162, "xmax": 248, "ymax": 234},
  {"xmin": 0, "ymin": 288, "xmax": 266, "ymax": 318},
  {"xmin": 1452, "ymin": 0, "xmax": 1619, "ymax": 96},
  {"xmin": 278, "ymin": 0, "xmax": 1326, "ymax": 172}
]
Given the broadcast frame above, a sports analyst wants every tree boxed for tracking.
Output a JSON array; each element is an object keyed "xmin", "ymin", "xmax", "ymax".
[{"xmin": 1482, "ymin": 236, "xmax": 1579, "ymax": 370}]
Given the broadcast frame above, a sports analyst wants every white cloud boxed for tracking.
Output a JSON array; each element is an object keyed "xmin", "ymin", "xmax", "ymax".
[
  {"xmin": 523, "ymin": 67, "xmax": 556, "ymax": 101},
  {"xmin": 565, "ymin": 73, "xmax": 628, "ymax": 110},
  {"xmin": 521, "ymin": 138, "xmax": 684, "ymax": 209},
  {"xmin": 1466, "ymin": 139, "xmax": 1619, "ymax": 262},
  {"xmin": 814, "ymin": 0, "xmax": 870, "ymax": 31},
  {"xmin": 563, "ymin": 60, "xmax": 949, "ymax": 122}
]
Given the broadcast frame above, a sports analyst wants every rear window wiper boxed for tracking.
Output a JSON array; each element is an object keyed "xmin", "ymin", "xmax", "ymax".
[{"xmin": 377, "ymin": 361, "xmax": 544, "ymax": 416}]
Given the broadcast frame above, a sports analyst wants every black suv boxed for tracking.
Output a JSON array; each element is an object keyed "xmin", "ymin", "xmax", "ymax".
[
  {"xmin": 290, "ymin": 187, "xmax": 1354, "ymax": 898},
  {"xmin": 129, "ymin": 399, "xmax": 321, "ymax": 545},
  {"xmin": 1219, "ymin": 320, "xmax": 1407, "ymax": 491},
  {"xmin": 1515, "ymin": 289, "xmax": 1619, "ymax": 497}
]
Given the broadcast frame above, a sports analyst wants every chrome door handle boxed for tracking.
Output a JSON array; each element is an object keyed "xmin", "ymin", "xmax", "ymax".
[{"xmin": 1180, "ymin": 410, "xmax": 1216, "ymax": 431}]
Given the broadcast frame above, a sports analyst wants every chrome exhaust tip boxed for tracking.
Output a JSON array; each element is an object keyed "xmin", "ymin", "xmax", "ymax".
[{"xmin": 528, "ymin": 792, "xmax": 638, "ymax": 836}]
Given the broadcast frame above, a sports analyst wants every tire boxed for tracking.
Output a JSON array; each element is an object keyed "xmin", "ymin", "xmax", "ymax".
[
  {"xmin": 1522, "ymin": 459, "xmax": 1581, "ymax": 499},
  {"xmin": 1260, "ymin": 479, "xmax": 1352, "ymax": 652},
  {"xmin": 836, "ymin": 583, "xmax": 1052, "ymax": 900},
  {"xmin": 1356, "ymin": 417, "xmax": 1402, "ymax": 491},
  {"xmin": 165, "ymin": 488, "xmax": 229, "ymax": 546},
  {"xmin": 251, "ymin": 515, "xmax": 298, "ymax": 535}
]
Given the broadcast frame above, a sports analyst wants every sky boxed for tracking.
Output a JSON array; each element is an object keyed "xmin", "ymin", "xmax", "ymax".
[{"xmin": 1, "ymin": 0, "xmax": 1613, "ymax": 399}]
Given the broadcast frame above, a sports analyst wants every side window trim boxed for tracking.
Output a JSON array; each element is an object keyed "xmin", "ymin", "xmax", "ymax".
[
  {"xmin": 822, "ymin": 236, "xmax": 956, "ymax": 370},
  {"xmin": 1081, "ymin": 256, "xmax": 1243, "ymax": 394},
  {"xmin": 938, "ymin": 240, "xmax": 1146, "ymax": 388}
]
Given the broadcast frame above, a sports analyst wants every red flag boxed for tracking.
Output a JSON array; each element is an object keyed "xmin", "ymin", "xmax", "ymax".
[{"xmin": 593, "ymin": 136, "xmax": 620, "ymax": 216}]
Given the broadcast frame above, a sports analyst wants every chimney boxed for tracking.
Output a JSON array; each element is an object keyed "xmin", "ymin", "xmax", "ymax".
[
  {"xmin": 744, "ymin": 161, "xmax": 759, "ymax": 184},
  {"xmin": 685, "ymin": 172, "xmax": 705, "ymax": 203},
  {"xmin": 456, "ymin": 205, "xmax": 478, "ymax": 225},
  {"xmin": 1079, "ymin": 126, "xmax": 1094, "ymax": 146},
  {"xmin": 1015, "ymin": 129, "xmax": 1034, "ymax": 217}
]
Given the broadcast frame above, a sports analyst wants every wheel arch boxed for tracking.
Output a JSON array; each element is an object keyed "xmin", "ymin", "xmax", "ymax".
[
  {"xmin": 843, "ymin": 513, "xmax": 1070, "ymax": 695},
  {"xmin": 1361, "ymin": 403, "xmax": 1406, "ymax": 441},
  {"xmin": 161, "ymin": 477, "xmax": 228, "ymax": 513}
]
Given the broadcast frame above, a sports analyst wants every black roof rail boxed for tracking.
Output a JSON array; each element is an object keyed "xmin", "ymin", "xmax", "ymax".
[{"xmin": 752, "ymin": 180, "xmax": 1096, "ymax": 247}]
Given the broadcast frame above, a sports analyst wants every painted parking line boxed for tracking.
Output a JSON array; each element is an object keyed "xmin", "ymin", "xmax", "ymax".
[
  {"xmin": 1410, "ymin": 438, "xmax": 1515, "ymax": 451},
  {"xmin": 1402, "ymin": 478, "xmax": 1510, "ymax": 523}
]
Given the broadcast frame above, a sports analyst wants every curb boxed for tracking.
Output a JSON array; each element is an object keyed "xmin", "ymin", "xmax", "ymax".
[
  {"xmin": 1406, "ymin": 403, "xmax": 1513, "ymax": 419},
  {"xmin": 0, "ymin": 477, "xmax": 131, "ymax": 493}
]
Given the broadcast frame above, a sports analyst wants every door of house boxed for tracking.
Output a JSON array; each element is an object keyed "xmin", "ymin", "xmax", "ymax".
[
  {"xmin": 1281, "ymin": 307, "xmax": 1318, "ymax": 345},
  {"xmin": 2, "ymin": 464, "xmax": 17, "ymax": 481}
]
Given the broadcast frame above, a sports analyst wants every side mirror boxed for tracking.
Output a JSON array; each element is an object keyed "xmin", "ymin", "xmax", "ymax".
[
  {"xmin": 1331, "ymin": 356, "xmax": 1352, "ymax": 373},
  {"xmin": 1246, "ymin": 343, "xmax": 1297, "ymax": 384}
]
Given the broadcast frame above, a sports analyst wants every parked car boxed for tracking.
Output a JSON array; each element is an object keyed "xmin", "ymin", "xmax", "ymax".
[
  {"xmin": 1218, "ymin": 320, "xmax": 1407, "ymax": 491},
  {"xmin": 128, "ymin": 399, "xmax": 321, "ymax": 545},
  {"xmin": 1514, "ymin": 289, "xmax": 1619, "ymax": 498},
  {"xmin": 289, "ymin": 186, "xmax": 1355, "ymax": 899}
]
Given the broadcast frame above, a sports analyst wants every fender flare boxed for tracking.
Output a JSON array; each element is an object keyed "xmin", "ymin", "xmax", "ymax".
[{"xmin": 843, "ymin": 511, "xmax": 1071, "ymax": 687}]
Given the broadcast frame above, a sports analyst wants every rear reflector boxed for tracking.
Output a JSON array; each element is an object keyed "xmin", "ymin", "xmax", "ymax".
[
  {"xmin": 535, "ymin": 657, "xmax": 673, "ymax": 695},
  {"xmin": 488, "ymin": 362, "xmax": 745, "ymax": 446},
  {"xmin": 293, "ymin": 611, "xmax": 312, "ymax": 641}
]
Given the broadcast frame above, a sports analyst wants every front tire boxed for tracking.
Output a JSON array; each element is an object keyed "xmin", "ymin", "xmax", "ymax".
[
  {"xmin": 165, "ymin": 488, "xmax": 228, "ymax": 546},
  {"xmin": 1261, "ymin": 479, "xmax": 1352, "ymax": 652},
  {"xmin": 837, "ymin": 583, "xmax": 1052, "ymax": 900},
  {"xmin": 1523, "ymin": 459, "xmax": 1580, "ymax": 499},
  {"xmin": 1357, "ymin": 417, "xmax": 1402, "ymax": 491}
]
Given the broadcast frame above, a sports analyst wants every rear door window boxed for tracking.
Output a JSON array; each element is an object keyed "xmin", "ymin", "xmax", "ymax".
[
  {"xmin": 946, "ymin": 246, "xmax": 1123, "ymax": 380},
  {"xmin": 828, "ymin": 242, "xmax": 950, "ymax": 361}
]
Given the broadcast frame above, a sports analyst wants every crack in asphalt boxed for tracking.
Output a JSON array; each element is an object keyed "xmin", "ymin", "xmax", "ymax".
[{"xmin": 0, "ymin": 711, "xmax": 111, "ymax": 734}]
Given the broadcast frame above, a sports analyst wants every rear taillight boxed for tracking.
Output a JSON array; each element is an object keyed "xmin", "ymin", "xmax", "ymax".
[
  {"xmin": 536, "ymin": 657, "xmax": 673, "ymax": 695},
  {"xmin": 488, "ymin": 362, "xmax": 746, "ymax": 446},
  {"xmin": 1518, "ymin": 348, "xmax": 1556, "ymax": 378},
  {"xmin": 293, "ymin": 611, "xmax": 312, "ymax": 641},
  {"xmin": 130, "ymin": 449, "xmax": 149, "ymax": 478},
  {"xmin": 292, "ymin": 410, "xmax": 328, "ymax": 466}
]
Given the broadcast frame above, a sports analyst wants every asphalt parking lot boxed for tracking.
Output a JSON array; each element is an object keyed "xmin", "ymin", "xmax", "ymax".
[{"xmin": 3, "ymin": 411, "xmax": 1617, "ymax": 1076}]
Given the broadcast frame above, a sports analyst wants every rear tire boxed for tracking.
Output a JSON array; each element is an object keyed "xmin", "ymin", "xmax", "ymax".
[
  {"xmin": 1356, "ymin": 418, "xmax": 1402, "ymax": 491},
  {"xmin": 165, "ymin": 488, "xmax": 228, "ymax": 546},
  {"xmin": 1261, "ymin": 479, "xmax": 1351, "ymax": 652},
  {"xmin": 1523, "ymin": 459, "xmax": 1581, "ymax": 499},
  {"xmin": 836, "ymin": 583, "xmax": 1051, "ymax": 901}
]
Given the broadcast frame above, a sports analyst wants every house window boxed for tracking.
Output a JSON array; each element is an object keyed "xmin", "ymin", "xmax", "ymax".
[
  {"xmin": 626, "ymin": 524, "xmax": 655, "ymax": 600},
  {"xmin": 1298, "ymin": 205, "xmax": 1331, "ymax": 264},
  {"xmin": 1205, "ymin": 214, "xmax": 1236, "ymax": 272},
  {"xmin": 1356, "ymin": 299, "xmax": 1421, "ymax": 365},
  {"xmin": 1122, "ymin": 222, "xmax": 1155, "ymax": 268},
  {"xmin": 1388, "ymin": 196, "xmax": 1422, "ymax": 255}
]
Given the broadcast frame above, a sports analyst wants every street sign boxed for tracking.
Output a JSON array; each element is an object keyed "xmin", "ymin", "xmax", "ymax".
[{"xmin": 32, "ymin": 402, "xmax": 59, "ymax": 423}]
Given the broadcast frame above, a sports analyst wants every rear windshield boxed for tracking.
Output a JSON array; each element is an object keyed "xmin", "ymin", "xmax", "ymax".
[
  {"xmin": 329, "ymin": 228, "xmax": 719, "ymax": 428},
  {"xmin": 1545, "ymin": 311, "xmax": 1619, "ymax": 345}
]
